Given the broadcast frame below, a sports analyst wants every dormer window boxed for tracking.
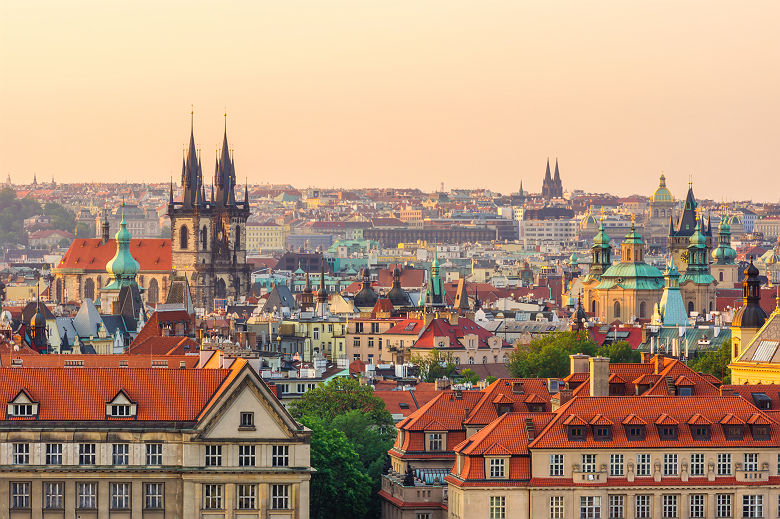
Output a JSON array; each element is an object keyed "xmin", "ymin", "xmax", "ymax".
[
  {"xmin": 658, "ymin": 425, "xmax": 678, "ymax": 440},
  {"xmin": 105, "ymin": 390, "xmax": 137, "ymax": 419},
  {"xmin": 625, "ymin": 425, "xmax": 645, "ymax": 441},
  {"xmin": 750, "ymin": 393, "xmax": 771, "ymax": 410},
  {"xmin": 239, "ymin": 412, "xmax": 255, "ymax": 430},
  {"xmin": 12, "ymin": 404, "xmax": 34, "ymax": 417},
  {"xmin": 593, "ymin": 426, "xmax": 612, "ymax": 441},
  {"xmin": 691, "ymin": 425, "xmax": 711, "ymax": 440},
  {"xmin": 567, "ymin": 426, "xmax": 586, "ymax": 441},
  {"xmin": 751, "ymin": 425, "xmax": 770, "ymax": 441},
  {"xmin": 7, "ymin": 390, "xmax": 39, "ymax": 419},
  {"xmin": 512, "ymin": 382, "xmax": 524, "ymax": 394},
  {"xmin": 724, "ymin": 425, "xmax": 743, "ymax": 440},
  {"xmin": 110, "ymin": 404, "xmax": 132, "ymax": 417}
]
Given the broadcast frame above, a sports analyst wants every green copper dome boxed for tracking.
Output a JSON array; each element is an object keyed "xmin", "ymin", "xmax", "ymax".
[
  {"xmin": 595, "ymin": 262, "xmax": 664, "ymax": 290},
  {"xmin": 569, "ymin": 253, "xmax": 578, "ymax": 267},
  {"xmin": 105, "ymin": 204, "xmax": 140, "ymax": 290},
  {"xmin": 689, "ymin": 218, "xmax": 707, "ymax": 248},
  {"xmin": 593, "ymin": 218, "xmax": 611, "ymax": 247},
  {"xmin": 651, "ymin": 174, "xmax": 673, "ymax": 203},
  {"xmin": 623, "ymin": 222, "xmax": 644, "ymax": 245}
]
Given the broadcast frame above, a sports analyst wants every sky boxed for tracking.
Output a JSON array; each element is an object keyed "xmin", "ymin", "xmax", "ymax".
[{"xmin": 1, "ymin": 1, "xmax": 779, "ymax": 201}]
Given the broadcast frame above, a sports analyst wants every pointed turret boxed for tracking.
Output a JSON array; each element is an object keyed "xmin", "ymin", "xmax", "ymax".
[
  {"xmin": 215, "ymin": 121, "xmax": 237, "ymax": 207},
  {"xmin": 553, "ymin": 159, "xmax": 563, "ymax": 197},
  {"xmin": 105, "ymin": 203, "xmax": 141, "ymax": 290},
  {"xmin": 181, "ymin": 113, "xmax": 204, "ymax": 209}
]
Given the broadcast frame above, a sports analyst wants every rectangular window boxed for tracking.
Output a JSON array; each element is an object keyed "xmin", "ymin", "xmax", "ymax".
[
  {"xmin": 368, "ymin": 337, "xmax": 374, "ymax": 348},
  {"xmin": 79, "ymin": 443, "xmax": 96, "ymax": 465},
  {"xmin": 663, "ymin": 453, "xmax": 678, "ymax": 476},
  {"xmin": 240, "ymin": 412, "xmax": 254, "ymax": 428},
  {"xmin": 550, "ymin": 496, "xmax": 565, "ymax": 519},
  {"xmin": 146, "ymin": 443, "xmax": 163, "ymax": 465},
  {"xmin": 636, "ymin": 454, "xmax": 651, "ymax": 476},
  {"xmin": 77, "ymin": 482, "xmax": 97, "ymax": 509},
  {"xmin": 203, "ymin": 484, "xmax": 224, "ymax": 510},
  {"xmin": 608, "ymin": 495, "xmax": 624, "ymax": 519},
  {"xmin": 662, "ymin": 494, "xmax": 678, "ymax": 518},
  {"xmin": 716, "ymin": 494, "xmax": 732, "ymax": 518},
  {"xmin": 549, "ymin": 454, "xmax": 564, "ymax": 476},
  {"xmin": 272, "ymin": 445, "xmax": 289, "ymax": 466},
  {"xmin": 580, "ymin": 496, "xmax": 601, "ymax": 519},
  {"xmin": 144, "ymin": 483, "xmax": 164, "ymax": 509},
  {"xmin": 13, "ymin": 443, "xmax": 30, "ymax": 465},
  {"xmin": 689, "ymin": 494, "xmax": 705, "ymax": 518},
  {"xmin": 416, "ymin": 514, "xmax": 432, "ymax": 519},
  {"xmin": 205, "ymin": 445, "xmax": 222, "ymax": 466},
  {"xmin": 239, "ymin": 445, "xmax": 256, "ymax": 467},
  {"xmin": 12, "ymin": 403, "xmax": 34, "ymax": 416},
  {"xmin": 744, "ymin": 453, "xmax": 759, "ymax": 472},
  {"xmin": 742, "ymin": 495, "xmax": 762, "ymax": 519},
  {"xmin": 11, "ymin": 482, "xmax": 30, "ymax": 509},
  {"xmin": 43, "ymin": 481, "xmax": 64, "ymax": 509},
  {"xmin": 237, "ymin": 484, "xmax": 256, "ymax": 510},
  {"xmin": 609, "ymin": 454, "xmax": 624, "ymax": 476},
  {"xmin": 113, "ymin": 443, "xmax": 129, "ymax": 465},
  {"xmin": 110, "ymin": 482, "xmax": 130, "ymax": 510},
  {"xmin": 490, "ymin": 496, "xmax": 506, "ymax": 519},
  {"xmin": 45, "ymin": 443, "xmax": 63, "ymax": 465},
  {"xmin": 110, "ymin": 404, "xmax": 131, "ymax": 416},
  {"xmin": 489, "ymin": 458, "xmax": 505, "ymax": 478},
  {"xmin": 313, "ymin": 329, "xmax": 319, "ymax": 340},
  {"xmin": 689, "ymin": 453, "xmax": 705, "ymax": 476},
  {"xmin": 428, "ymin": 433, "xmax": 443, "ymax": 451},
  {"xmin": 353, "ymin": 337, "xmax": 360, "ymax": 347},
  {"xmin": 581, "ymin": 453, "xmax": 597, "ymax": 473},
  {"xmin": 635, "ymin": 495, "xmax": 652, "ymax": 519},
  {"xmin": 272, "ymin": 484, "xmax": 290, "ymax": 510},
  {"xmin": 717, "ymin": 453, "xmax": 732, "ymax": 475}
]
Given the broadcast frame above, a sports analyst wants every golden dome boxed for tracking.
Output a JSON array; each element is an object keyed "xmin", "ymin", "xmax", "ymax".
[{"xmin": 651, "ymin": 174, "xmax": 674, "ymax": 203}]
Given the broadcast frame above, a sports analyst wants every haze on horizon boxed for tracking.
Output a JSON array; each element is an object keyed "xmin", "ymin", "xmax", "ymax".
[{"xmin": 1, "ymin": 1, "xmax": 778, "ymax": 202}]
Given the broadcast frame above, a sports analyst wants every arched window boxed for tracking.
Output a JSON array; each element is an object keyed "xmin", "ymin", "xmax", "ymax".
[
  {"xmin": 468, "ymin": 356, "xmax": 474, "ymax": 364},
  {"xmin": 482, "ymin": 356, "xmax": 487, "ymax": 364},
  {"xmin": 179, "ymin": 226, "xmax": 189, "ymax": 250},
  {"xmin": 147, "ymin": 278, "xmax": 159, "ymax": 304},
  {"xmin": 639, "ymin": 301, "xmax": 646, "ymax": 318},
  {"xmin": 215, "ymin": 278, "xmax": 227, "ymax": 299},
  {"xmin": 688, "ymin": 301, "xmax": 694, "ymax": 314},
  {"xmin": 719, "ymin": 272, "xmax": 723, "ymax": 282},
  {"xmin": 235, "ymin": 226, "xmax": 241, "ymax": 250},
  {"xmin": 55, "ymin": 279, "xmax": 63, "ymax": 303},
  {"xmin": 591, "ymin": 300, "xmax": 597, "ymax": 314},
  {"xmin": 626, "ymin": 249, "xmax": 631, "ymax": 261},
  {"xmin": 201, "ymin": 226, "xmax": 208, "ymax": 250},
  {"xmin": 614, "ymin": 301, "xmax": 621, "ymax": 318},
  {"xmin": 83, "ymin": 278, "xmax": 95, "ymax": 301}
]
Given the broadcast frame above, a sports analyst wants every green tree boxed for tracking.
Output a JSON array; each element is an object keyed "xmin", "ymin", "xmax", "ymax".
[
  {"xmin": 597, "ymin": 341, "xmax": 641, "ymax": 363},
  {"xmin": 42, "ymin": 202, "xmax": 76, "ymax": 232},
  {"xmin": 485, "ymin": 375, "xmax": 498, "ymax": 385},
  {"xmin": 0, "ymin": 187, "xmax": 41, "ymax": 245},
  {"xmin": 75, "ymin": 222, "xmax": 94, "ymax": 238},
  {"xmin": 410, "ymin": 348, "xmax": 458, "ymax": 382},
  {"xmin": 288, "ymin": 377, "xmax": 393, "ymax": 429},
  {"xmin": 508, "ymin": 331, "xmax": 598, "ymax": 378},
  {"xmin": 301, "ymin": 415, "xmax": 373, "ymax": 519},
  {"xmin": 460, "ymin": 368, "xmax": 480, "ymax": 385},
  {"xmin": 688, "ymin": 339, "xmax": 731, "ymax": 383}
]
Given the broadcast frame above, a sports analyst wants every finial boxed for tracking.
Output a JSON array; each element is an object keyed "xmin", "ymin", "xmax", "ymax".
[
  {"xmin": 599, "ymin": 206, "xmax": 604, "ymax": 222},
  {"xmin": 190, "ymin": 105, "xmax": 194, "ymax": 131},
  {"xmin": 776, "ymin": 285, "xmax": 779, "ymax": 311}
]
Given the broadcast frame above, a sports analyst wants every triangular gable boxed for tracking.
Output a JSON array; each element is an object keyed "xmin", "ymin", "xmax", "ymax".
[
  {"xmin": 654, "ymin": 413, "xmax": 679, "ymax": 425},
  {"xmin": 106, "ymin": 388, "xmax": 136, "ymax": 406},
  {"xmin": 747, "ymin": 412, "xmax": 772, "ymax": 425},
  {"xmin": 562, "ymin": 414, "xmax": 587, "ymax": 426},
  {"xmin": 492, "ymin": 393, "xmax": 513, "ymax": 404},
  {"xmin": 424, "ymin": 419, "xmax": 447, "ymax": 432},
  {"xmin": 483, "ymin": 441, "xmax": 512, "ymax": 456},
  {"xmin": 589, "ymin": 413, "xmax": 614, "ymax": 425},
  {"xmin": 719, "ymin": 413, "xmax": 745, "ymax": 425},
  {"xmin": 9, "ymin": 388, "xmax": 36, "ymax": 405},
  {"xmin": 687, "ymin": 413, "xmax": 712, "ymax": 425},
  {"xmin": 621, "ymin": 414, "xmax": 647, "ymax": 425}
]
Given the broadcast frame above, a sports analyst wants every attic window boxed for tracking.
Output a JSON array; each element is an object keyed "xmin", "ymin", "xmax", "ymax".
[
  {"xmin": 625, "ymin": 425, "xmax": 646, "ymax": 441},
  {"xmin": 106, "ymin": 390, "xmax": 137, "ymax": 419},
  {"xmin": 593, "ymin": 426, "xmax": 612, "ymax": 441},
  {"xmin": 691, "ymin": 425, "xmax": 711, "ymax": 440},
  {"xmin": 110, "ymin": 404, "xmax": 132, "ymax": 417},
  {"xmin": 658, "ymin": 425, "xmax": 678, "ymax": 440},
  {"xmin": 239, "ymin": 412, "xmax": 255, "ymax": 430},
  {"xmin": 750, "ymin": 393, "xmax": 771, "ymax": 410},
  {"xmin": 64, "ymin": 360, "xmax": 84, "ymax": 367},
  {"xmin": 677, "ymin": 386, "xmax": 693, "ymax": 396},
  {"xmin": 512, "ymin": 382, "xmax": 524, "ymax": 394},
  {"xmin": 724, "ymin": 425, "xmax": 743, "ymax": 440},
  {"xmin": 7, "ymin": 391, "xmax": 39, "ymax": 418},
  {"xmin": 399, "ymin": 402, "xmax": 410, "ymax": 409},
  {"xmin": 567, "ymin": 426, "xmax": 585, "ymax": 441},
  {"xmin": 11, "ymin": 403, "xmax": 35, "ymax": 417},
  {"xmin": 119, "ymin": 360, "xmax": 129, "ymax": 368},
  {"xmin": 751, "ymin": 425, "xmax": 770, "ymax": 441}
]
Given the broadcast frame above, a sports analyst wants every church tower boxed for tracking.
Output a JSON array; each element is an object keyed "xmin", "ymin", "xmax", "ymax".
[
  {"xmin": 167, "ymin": 115, "xmax": 251, "ymax": 310},
  {"xmin": 730, "ymin": 258, "xmax": 767, "ymax": 362},
  {"xmin": 711, "ymin": 208, "xmax": 739, "ymax": 287},
  {"xmin": 678, "ymin": 213, "xmax": 716, "ymax": 316},
  {"xmin": 668, "ymin": 183, "xmax": 712, "ymax": 270}
]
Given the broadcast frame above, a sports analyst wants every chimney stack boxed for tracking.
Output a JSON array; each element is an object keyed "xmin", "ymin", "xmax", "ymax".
[
  {"xmin": 589, "ymin": 356, "xmax": 610, "ymax": 397},
  {"xmin": 570, "ymin": 353, "xmax": 590, "ymax": 374}
]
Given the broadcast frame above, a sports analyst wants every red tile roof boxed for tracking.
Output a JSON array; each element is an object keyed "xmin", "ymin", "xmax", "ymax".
[
  {"xmin": 55, "ymin": 238, "xmax": 171, "ymax": 272},
  {"xmin": 0, "ymin": 353, "xmax": 198, "ymax": 369},
  {"xmin": 464, "ymin": 378, "xmax": 553, "ymax": 425},
  {"xmin": 413, "ymin": 317, "xmax": 509, "ymax": 350}
]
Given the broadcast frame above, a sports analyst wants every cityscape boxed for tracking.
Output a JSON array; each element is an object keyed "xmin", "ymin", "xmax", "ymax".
[{"xmin": 1, "ymin": 2, "xmax": 779, "ymax": 519}]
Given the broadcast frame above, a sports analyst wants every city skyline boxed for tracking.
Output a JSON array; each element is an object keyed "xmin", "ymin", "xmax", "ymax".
[{"xmin": 1, "ymin": 1, "xmax": 779, "ymax": 200}]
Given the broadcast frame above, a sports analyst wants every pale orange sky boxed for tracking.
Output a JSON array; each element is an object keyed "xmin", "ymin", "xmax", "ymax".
[{"xmin": 1, "ymin": 1, "xmax": 778, "ymax": 201}]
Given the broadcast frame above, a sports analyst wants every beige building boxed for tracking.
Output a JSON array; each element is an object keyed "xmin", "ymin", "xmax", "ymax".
[
  {"xmin": 0, "ymin": 360, "xmax": 312, "ymax": 518},
  {"xmin": 247, "ymin": 222, "xmax": 288, "ymax": 252}
]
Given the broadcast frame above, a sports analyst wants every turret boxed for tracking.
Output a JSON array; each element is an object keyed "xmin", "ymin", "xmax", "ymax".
[
  {"xmin": 101, "ymin": 205, "xmax": 110, "ymax": 244},
  {"xmin": 731, "ymin": 257, "xmax": 768, "ymax": 361}
]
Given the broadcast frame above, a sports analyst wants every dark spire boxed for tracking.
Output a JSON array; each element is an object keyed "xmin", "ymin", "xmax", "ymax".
[
  {"xmin": 544, "ymin": 158, "xmax": 551, "ymax": 180},
  {"xmin": 317, "ymin": 256, "xmax": 327, "ymax": 304},
  {"xmin": 732, "ymin": 257, "xmax": 767, "ymax": 329},
  {"xmin": 181, "ymin": 109, "xmax": 203, "ymax": 209},
  {"xmin": 101, "ymin": 205, "xmax": 110, "ymax": 244},
  {"xmin": 215, "ymin": 116, "xmax": 237, "ymax": 207},
  {"xmin": 553, "ymin": 158, "xmax": 562, "ymax": 197},
  {"xmin": 169, "ymin": 178, "xmax": 173, "ymax": 204}
]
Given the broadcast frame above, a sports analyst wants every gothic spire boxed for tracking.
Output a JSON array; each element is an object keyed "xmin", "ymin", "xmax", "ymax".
[{"xmin": 182, "ymin": 109, "xmax": 203, "ymax": 209}]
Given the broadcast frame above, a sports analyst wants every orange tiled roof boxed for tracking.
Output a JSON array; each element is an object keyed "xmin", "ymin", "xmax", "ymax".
[
  {"xmin": 55, "ymin": 238, "xmax": 171, "ymax": 272},
  {"xmin": 413, "ymin": 317, "xmax": 510, "ymax": 350},
  {"xmin": 463, "ymin": 378, "xmax": 553, "ymax": 425},
  {"xmin": 0, "ymin": 353, "xmax": 198, "ymax": 369}
]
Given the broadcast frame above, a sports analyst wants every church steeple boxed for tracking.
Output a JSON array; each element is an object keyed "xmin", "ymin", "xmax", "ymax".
[
  {"xmin": 215, "ymin": 114, "xmax": 237, "ymax": 207},
  {"xmin": 182, "ymin": 110, "xmax": 204, "ymax": 209}
]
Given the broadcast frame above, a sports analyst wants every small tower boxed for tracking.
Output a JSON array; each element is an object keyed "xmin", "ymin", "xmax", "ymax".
[
  {"xmin": 730, "ymin": 258, "xmax": 768, "ymax": 361},
  {"xmin": 711, "ymin": 207, "xmax": 738, "ymax": 287},
  {"xmin": 587, "ymin": 212, "xmax": 612, "ymax": 280},
  {"xmin": 101, "ymin": 205, "xmax": 110, "ymax": 244}
]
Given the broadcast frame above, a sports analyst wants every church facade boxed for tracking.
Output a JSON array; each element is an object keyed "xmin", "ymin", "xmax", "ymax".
[{"xmin": 167, "ymin": 119, "xmax": 251, "ymax": 311}]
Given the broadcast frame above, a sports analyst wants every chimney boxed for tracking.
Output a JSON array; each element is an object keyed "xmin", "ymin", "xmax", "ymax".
[
  {"xmin": 720, "ymin": 386, "xmax": 733, "ymax": 397},
  {"xmin": 654, "ymin": 354, "xmax": 661, "ymax": 374},
  {"xmin": 455, "ymin": 389, "xmax": 463, "ymax": 400},
  {"xmin": 589, "ymin": 356, "xmax": 610, "ymax": 397},
  {"xmin": 640, "ymin": 352, "xmax": 649, "ymax": 364},
  {"xmin": 570, "ymin": 353, "xmax": 590, "ymax": 374}
]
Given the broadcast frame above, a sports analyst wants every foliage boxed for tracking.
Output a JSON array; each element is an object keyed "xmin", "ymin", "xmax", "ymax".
[
  {"xmin": 485, "ymin": 375, "xmax": 498, "ymax": 385},
  {"xmin": 75, "ymin": 222, "xmax": 94, "ymax": 238},
  {"xmin": 301, "ymin": 415, "xmax": 373, "ymax": 519},
  {"xmin": 508, "ymin": 331, "xmax": 598, "ymax": 378},
  {"xmin": 410, "ymin": 348, "xmax": 458, "ymax": 382},
  {"xmin": 596, "ymin": 341, "xmax": 641, "ymax": 363},
  {"xmin": 288, "ymin": 376, "xmax": 393, "ymax": 429},
  {"xmin": 0, "ymin": 187, "xmax": 40, "ymax": 245},
  {"xmin": 42, "ymin": 202, "xmax": 76, "ymax": 233},
  {"xmin": 688, "ymin": 339, "xmax": 731, "ymax": 384},
  {"xmin": 459, "ymin": 368, "xmax": 480, "ymax": 385}
]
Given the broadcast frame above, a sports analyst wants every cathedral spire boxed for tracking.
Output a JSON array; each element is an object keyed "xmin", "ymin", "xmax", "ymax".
[{"xmin": 182, "ymin": 109, "xmax": 203, "ymax": 209}]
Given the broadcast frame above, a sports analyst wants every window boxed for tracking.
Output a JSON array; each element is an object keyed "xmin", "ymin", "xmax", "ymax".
[
  {"xmin": 237, "ymin": 484, "xmax": 256, "ymax": 509},
  {"xmin": 490, "ymin": 496, "xmax": 506, "ymax": 519},
  {"xmin": 609, "ymin": 454, "xmax": 624, "ymax": 476},
  {"xmin": 489, "ymin": 458, "xmax": 505, "ymax": 478},
  {"xmin": 716, "ymin": 494, "xmax": 732, "ymax": 518},
  {"xmin": 626, "ymin": 425, "xmax": 645, "ymax": 440},
  {"xmin": 272, "ymin": 445, "xmax": 289, "ymax": 466},
  {"xmin": 313, "ymin": 329, "xmax": 320, "ymax": 340},
  {"xmin": 45, "ymin": 443, "xmax": 62, "ymax": 465},
  {"xmin": 689, "ymin": 494, "xmax": 705, "ymax": 518},
  {"xmin": 659, "ymin": 425, "xmax": 677, "ymax": 440},
  {"xmin": 110, "ymin": 404, "xmax": 132, "ymax": 416},
  {"xmin": 428, "ymin": 433, "xmax": 443, "ymax": 451},
  {"xmin": 744, "ymin": 453, "xmax": 759, "ymax": 472},
  {"xmin": 112, "ymin": 443, "xmax": 129, "ymax": 465},
  {"xmin": 417, "ymin": 514, "xmax": 432, "ymax": 519},
  {"xmin": 636, "ymin": 454, "xmax": 651, "ymax": 476},
  {"xmin": 550, "ymin": 496, "xmax": 565, "ymax": 518},
  {"xmin": 663, "ymin": 453, "xmax": 678, "ymax": 476},
  {"xmin": 581, "ymin": 453, "xmax": 597, "ymax": 473},
  {"xmin": 567, "ymin": 425, "xmax": 586, "ymax": 441},
  {"xmin": 77, "ymin": 482, "xmax": 97, "ymax": 509},
  {"xmin": 725, "ymin": 425, "xmax": 743, "ymax": 440},
  {"xmin": 549, "ymin": 454, "xmax": 564, "ymax": 476},
  {"xmin": 240, "ymin": 412, "xmax": 254, "ymax": 428},
  {"xmin": 203, "ymin": 484, "xmax": 224, "ymax": 510},
  {"xmin": 717, "ymin": 453, "xmax": 732, "ymax": 475},
  {"xmin": 239, "ymin": 445, "xmax": 256, "ymax": 467},
  {"xmin": 205, "ymin": 445, "xmax": 222, "ymax": 466},
  {"xmin": 608, "ymin": 495, "xmax": 624, "ymax": 519},
  {"xmin": 689, "ymin": 453, "xmax": 705, "ymax": 476},
  {"xmin": 368, "ymin": 337, "xmax": 374, "ymax": 348},
  {"xmin": 144, "ymin": 483, "xmax": 164, "ymax": 509},
  {"xmin": 146, "ymin": 443, "xmax": 163, "ymax": 465},
  {"xmin": 742, "ymin": 495, "xmax": 762, "ymax": 518},
  {"xmin": 691, "ymin": 425, "xmax": 710, "ymax": 440},
  {"xmin": 79, "ymin": 443, "xmax": 96, "ymax": 465},
  {"xmin": 662, "ymin": 494, "xmax": 678, "ymax": 518},
  {"xmin": 272, "ymin": 484, "xmax": 290, "ymax": 510},
  {"xmin": 11, "ymin": 403, "xmax": 34, "ymax": 416},
  {"xmin": 353, "ymin": 337, "xmax": 360, "ymax": 347},
  {"xmin": 43, "ymin": 481, "xmax": 64, "ymax": 509},
  {"xmin": 13, "ymin": 443, "xmax": 30, "ymax": 465},
  {"xmin": 635, "ymin": 495, "xmax": 652, "ymax": 518},
  {"xmin": 580, "ymin": 496, "xmax": 601, "ymax": 519},
  {"xmin": 594, "ymin": 426, "xmax": 611, "ymax": 441},
  {"xmin": 11, "ymin": 482, "xmax": 30, "ymax": 509},
  {"xmin": 110, "ymin": 482, "xmax": 130, "ymax": 510}
]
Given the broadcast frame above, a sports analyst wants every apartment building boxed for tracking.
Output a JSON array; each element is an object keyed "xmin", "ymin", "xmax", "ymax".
[
  {"xmin": 246, "ymin": 222, "xmax": 287, "ymax": 252},
  {"xmin": 0, "ymin": 360, "xmax": 312, "ymax": 518}
]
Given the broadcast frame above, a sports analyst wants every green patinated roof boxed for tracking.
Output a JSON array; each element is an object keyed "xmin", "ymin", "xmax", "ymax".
[
  {"xmin": 637, "ymin": 326, "xmax": 731, "ymax": 354},
  {"xmin": 596, "ymin": 262, "xmax": 664, "ymax": 290},
  {"xmin": 689, "ymin": 220, "xmax": 707, "ymax": 248},
  {"xmin": 622, "ymin": 223, "xmax": 643, "ymax": 245},
  {"xmin": 679, "ymin": 272, "xmax": 716, "ymax": 285},
  {"xmin": 104, "ymin": 204, "xmax": 140, "ymax": 290},
  {"xmin": 593, "ymin": 221, "xmax": 610, "ymax": 247}
]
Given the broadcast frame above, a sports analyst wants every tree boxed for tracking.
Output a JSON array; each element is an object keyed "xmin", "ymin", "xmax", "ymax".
[
  {"xmin": 688, "ymin": 340, "xmax": 731, "ymax": 383},
  {"xmin": 597, "ymin": 341, "xmax": 641, "ymax": 363},
  {"xmin": 508, "ymin": 331, "xmax": 598, "ymax": 378},
  {"xmin": 42, "ymin": 202, "xmax": 76, "ymax": 233},
  {"xmin": 410, "ymin": 348, "xmax": 458, "ymax": 382},
  {"xmin": 301, "ymin": 415, "xmax": 373, "ymax": 519},
  {"xmin": 288, "ymin": 377, "xmax": 393, "ymax": 429},
  {"xmin": 459, "ymin": 368, "xmax": 480, "ymax": 385},
  {"xmin": 485, "ymin": 375, "xmax": 498, "ymax": 385},
  {"xmin": 75, "ymin": 222, "xmax": 94, "ymax": 238},
  {"xmin": 0, "ymin": 187, "xmax": 41, "ymax": 245}
]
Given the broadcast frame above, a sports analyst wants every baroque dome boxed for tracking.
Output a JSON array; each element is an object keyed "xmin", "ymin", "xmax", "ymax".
[{"xmin": 651, "ymin": 174, "xmax": 674, "ymax": 203}]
